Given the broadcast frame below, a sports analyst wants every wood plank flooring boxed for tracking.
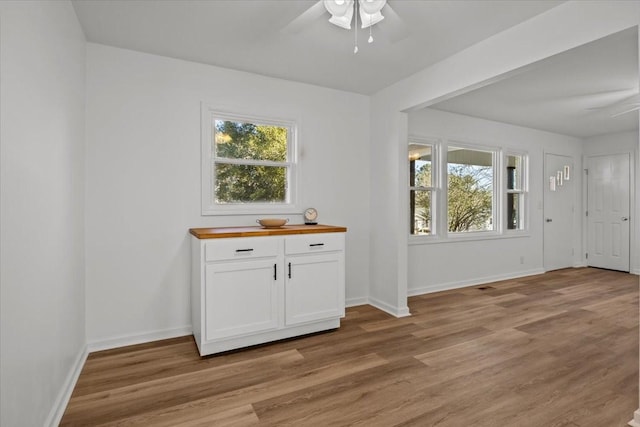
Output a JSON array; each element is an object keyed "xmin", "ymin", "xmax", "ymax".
[{"xmin": 61, "ymin": 268, "xmax": 638, "ymax": 426}]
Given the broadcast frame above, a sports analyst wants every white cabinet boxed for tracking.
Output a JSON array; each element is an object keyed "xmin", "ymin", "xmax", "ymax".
[
  {"xmin": 191, "ymin": 228, "xmax": 345, "ymax": 356},
  {"xmin": 205, "ymin": 259, "xmax": 280, "ymax": 340},
  {"xmin": 284, "ymin": 233, "xmax": 345, "ymax": 326}
]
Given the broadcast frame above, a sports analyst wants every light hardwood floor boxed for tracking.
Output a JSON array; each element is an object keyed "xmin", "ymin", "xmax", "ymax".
[{"xmin": 62, "ymin": 268, "xmax": 638, "ymax": 426}]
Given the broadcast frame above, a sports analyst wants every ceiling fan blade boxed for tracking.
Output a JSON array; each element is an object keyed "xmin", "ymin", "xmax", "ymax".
[
  {"xmin": 610, "ymin": 103, "xmax": 640, "ymax": 118},
  {"xmin": 585, "ymin": 92, "xmax": 640, "ymax": 115},
  {"xmin": 281, "ymin": 1, "xmax": 327, "ymax": 35},
  {"xmin": 377, "ymin": 2, "xmax": 410, "ymax": 44}
]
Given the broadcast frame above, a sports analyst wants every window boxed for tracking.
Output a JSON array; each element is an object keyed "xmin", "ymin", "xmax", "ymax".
[
  {"xmin": 409, "ymin": 137, "xmax": 528, "ymax": 240},
  {"xmin": 201, "ymin": 106, "xmax": 297, "ymax": 215},
  {"xmin": 506, "ymin": 153, "xmax": 526, "ymax": 230},
  {"xmin": 409, "ymin": 143, "xmax": 435, "ymax": 235},
  {"xmin": 447, "ymin": 146, "xmax": 494, "ymax": 233}
]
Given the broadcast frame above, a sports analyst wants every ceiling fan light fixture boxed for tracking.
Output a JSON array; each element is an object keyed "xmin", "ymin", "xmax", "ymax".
[
  {"xmin": 323, "ymin": 0, "xmax": 388, "ymax": 52},
  {"xmin": 328, "ymin": 6, "xmax": 354, "ymax": 29},
  {"xmin": 359, "ymin": 0, "xmax": 386, "ymax": 15},
  {"xmin": 324, "ymin": 0, "xmax": 354, "ymax": 17},
  {"xmin": 360, "ymin": 10, "xmax": 384, "ymax": 28}
]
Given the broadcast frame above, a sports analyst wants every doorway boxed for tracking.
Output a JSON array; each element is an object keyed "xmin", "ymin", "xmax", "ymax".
[
  {"xmin": 543, "ymin": 153, "xmax": 575, "ymax": 271},
  {"xmin": 586, "ymin": 153, "xmax": 631, "ymax": 272}
]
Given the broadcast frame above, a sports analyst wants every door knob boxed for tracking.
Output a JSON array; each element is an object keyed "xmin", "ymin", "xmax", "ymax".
[
  {"xmin": 545, "ymin": 218, "xmax": 553, "ymax": 223},
  {"xmin": 622, "ymin": 217, "xmax": 629, "ymax": 221}
]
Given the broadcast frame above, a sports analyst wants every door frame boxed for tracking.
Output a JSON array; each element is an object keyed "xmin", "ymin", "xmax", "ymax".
[
  {"xmin": 543, "ymin": 152, "xmax": 578, "ymax": 272},
  {"xmin": 582, "ymin": 150, "xmax": 636, "ymax": 273}
]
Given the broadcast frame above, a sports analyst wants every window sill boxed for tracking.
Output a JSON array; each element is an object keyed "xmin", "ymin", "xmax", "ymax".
[
  {"xmin": 409, "ymin": 230, "xmax": 530, "ymax": 246},
  {"xmin": 202, "ymin": 204, "xmax": 300, "ymax": 216}
]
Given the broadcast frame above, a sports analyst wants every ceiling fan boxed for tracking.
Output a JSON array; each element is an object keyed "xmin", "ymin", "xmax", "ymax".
[
  {"xmin": 585, "ymin": 90, "xmax": 640, "ymax": 118},
  {"xmin": 281, "ymin": 0, "xmax": 410, "ymax": 47}
]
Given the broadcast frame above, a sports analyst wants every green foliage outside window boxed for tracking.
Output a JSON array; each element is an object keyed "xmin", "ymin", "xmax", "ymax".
[{"xmin": 214, "ymin": 120, "xmax": 289, "ymax": 204}]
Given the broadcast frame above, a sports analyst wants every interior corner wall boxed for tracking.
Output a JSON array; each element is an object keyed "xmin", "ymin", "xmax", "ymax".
[
  {"xmin": 407, "ymin": 109, "xmax": 583, "ymax": 294},
  {"xmin": 0, "ymin": 2, "xmax": 87, "ymax": 426},
  {"xmin": 84, "ymin": 43, "xmax": 371, "ymax": 348},
  {"xmin": 583, "ymin": 130, "xmax": 640, "ymax": 274}
]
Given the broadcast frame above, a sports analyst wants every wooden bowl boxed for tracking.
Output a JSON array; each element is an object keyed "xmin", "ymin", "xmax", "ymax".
[{"xmin": 257, "ymin": 218, "xmax": 289, "ymax": 228}]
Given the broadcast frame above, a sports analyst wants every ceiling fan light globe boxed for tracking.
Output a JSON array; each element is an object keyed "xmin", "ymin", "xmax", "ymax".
[
  {"xmin": 324, "ymin": 0, "xmax": 354, "ymax": 17},
  {"xmin": 328, "ymin": 8, "xmax": 353, "ymax": 29},
  {"xmin": 360, "ymin": 10, "xmax": 384, "ymax": 28},
  {"xmin": 359, "ymin": 0, "xmax": 386, "ymax": 15}
]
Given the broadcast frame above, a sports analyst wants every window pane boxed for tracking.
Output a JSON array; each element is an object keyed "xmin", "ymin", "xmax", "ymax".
[
  {"xmin": 507, "ymin": 193, "xmax": 523, "ymax": 230},
  {"xmin": 447, "ymin": 147, "xmax": 493, "ymax": 232},
  {"xmin": 214, "ymin": 120, "xmax": 288, "ymax": 162},
  {"xmin": 507, "ymin": 155, "xmax": 522, "ymax": 190},
  {"xmin": 410, "ymin": 190, "xmax": 432, "ymax": 235},
  {"xmin": 409, "ymin": 144, "xmax": 432, "ymax": 187},
  {"xmin": 215, "ymin": 164, "xmax": 286, "ymax": 203}
]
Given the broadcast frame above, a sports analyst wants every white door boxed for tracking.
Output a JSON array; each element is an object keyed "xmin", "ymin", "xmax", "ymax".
[
  {"xmin": 543, "ymin": 154, "xmax": 575, "ymax": 271},
  {"xmin": 285, "ymin": 253, "xmax": 344, "ymax": 326},
  {"xmin": 587, "ymin": 153, "xmax": 630, "ymax": 272}
]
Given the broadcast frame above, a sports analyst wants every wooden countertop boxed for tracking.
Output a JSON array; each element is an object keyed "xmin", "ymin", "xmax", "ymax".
[{"xmin": 189, "ymin": 224, "xmax": 347, "ymax": 239}]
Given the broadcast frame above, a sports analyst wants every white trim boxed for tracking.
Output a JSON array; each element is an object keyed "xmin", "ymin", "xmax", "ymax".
[
  {"xmin": 628, "ymin": 409, "xmax": 640, "ymax": 427},
  {"xmin": 45, "ymin": 344, "xmax": 88, "ymax": 427},
  {"xmin": 346, "ymin": 296, "xmax": 369, "ymax": 307},
  {"xmin": 409, "ymin": 231, "xmax": 530, "ymax": 245},
  {"xmin": 88, "ymin": 326, "xmax": 192, "ymax": 353},
  {"xmin": 408, "ymin": 268, "xmax": 545, "ymax": 296},
  {"xmin": 200, "ymin": 103, "xmax": 299, "ymax": 216},
  {"xmin": 368, "ymin": 297, "xmax": 411, "ymax": 318},
  {"xmin": 631, "ymin": 268, "xmax": 640, "ymax": 275}
]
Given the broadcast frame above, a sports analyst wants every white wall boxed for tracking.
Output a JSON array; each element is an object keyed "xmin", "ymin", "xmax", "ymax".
[
  {"xmin": 85, "ymin": 44, "xmax": 371, "ymax": 348},
  {"xmin": 0, "ymin": 2, "xmax": 86, "ymax": 426},
  {"xmin": 369, "ymin": 0, "xmax": 640, "ymax": 316},
  {"xmin": 407, "ymin": 108, "xmax": 583, "ymax": 294},
  {"xmin": 583, "ymin": 130, "xmax": 639, "ymax": 274}
]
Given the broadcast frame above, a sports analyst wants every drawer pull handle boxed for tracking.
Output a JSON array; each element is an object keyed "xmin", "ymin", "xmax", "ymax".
[
  {"xmin": 235, "ymin": 248, "xmax": 254, "ymax": 253},
  {"xmin": 309, "ymin": 243, "xmax": 324, "ymax": 247},
  {"xmin": 288, "ymin": 262, "xmax": 292, "ymax": 279},
  {"xmin": 274, "ymin": 264, "xmax": 277, "ymax": 280}
]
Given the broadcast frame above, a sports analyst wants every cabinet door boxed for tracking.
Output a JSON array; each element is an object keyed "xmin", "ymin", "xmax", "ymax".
[
  {"xmin": 285, "ymin": 253, "xmax": 344, "ymax": 326},
  {"xmin": 205, "ymin": 260, "xmax": 280, "ymax": 341}
]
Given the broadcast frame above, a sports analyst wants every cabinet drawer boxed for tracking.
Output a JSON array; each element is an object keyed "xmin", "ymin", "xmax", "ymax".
[
  {"xmin": 285, "ymin": 233, "xmax": 344, "ymax": 255},
  {"xmin": 205, "ymin": 237, "xmax": 279, "ymax": 262}
]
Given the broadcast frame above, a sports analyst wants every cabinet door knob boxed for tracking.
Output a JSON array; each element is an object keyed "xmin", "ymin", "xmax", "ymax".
[{"xmin": 288, "ymin": 262, "xmax": 292, "ymax": 279}]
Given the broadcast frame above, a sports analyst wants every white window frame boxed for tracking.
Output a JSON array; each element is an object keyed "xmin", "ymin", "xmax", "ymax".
[
  {"xmin": 409, "ymin": 137, "xmax": 529, "ymax": 244},
  {"xmin": 408, "ymin": 137, "xmax": 438, "ymax": 237},
  {"xmin": 503, "ymin": 150, "xmax": 529, "ymax": 233},
  {"xmin": 445, "ymin": 141, "xmax": 498, "ymax": 238},
  {"xmin": 201, "ymin": 104, "xmax": 299, "ymax": 215}
]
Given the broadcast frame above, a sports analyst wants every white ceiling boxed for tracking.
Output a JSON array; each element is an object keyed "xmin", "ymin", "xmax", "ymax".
[
  {"xmin": 71, "ymin": 0, "xmax": 563, "ymax": 95},
  {"xmin": 430, "ymin": 27, "xmax": 639, "ymax": 138},
  {"xmin": 71, "ymin": 0, "xmax": 638, "ymax": 138}
]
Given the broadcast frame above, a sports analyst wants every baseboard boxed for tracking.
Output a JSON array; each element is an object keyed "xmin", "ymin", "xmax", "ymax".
[
  {"xmin": 88, "ymin": 325, "xmax": 193, "ymax": 353},
  {"xmin": 407, "ymin": 268, "xmax": 546, "ymax": 296},
  {"xmin": 631, "ymin": 268, "xmax": 640, "ymax": 276},
  {"xmin": 573, "ymin": 262, "xmax": 587, "ymax": 268},
  {"xmin": 346, "ymin": 296, "xmax": 369, "ymax": 307},
  {"xmin": 45, "ymin": 343, "xmax": 88, "ymax": 427},
  {"xmin": 628, "ymin": 409, "xmax": 640, "ymax": 426},
  {"xmin": 368, "ymin": 296, "xmax": 411, "ymax": 318}
]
